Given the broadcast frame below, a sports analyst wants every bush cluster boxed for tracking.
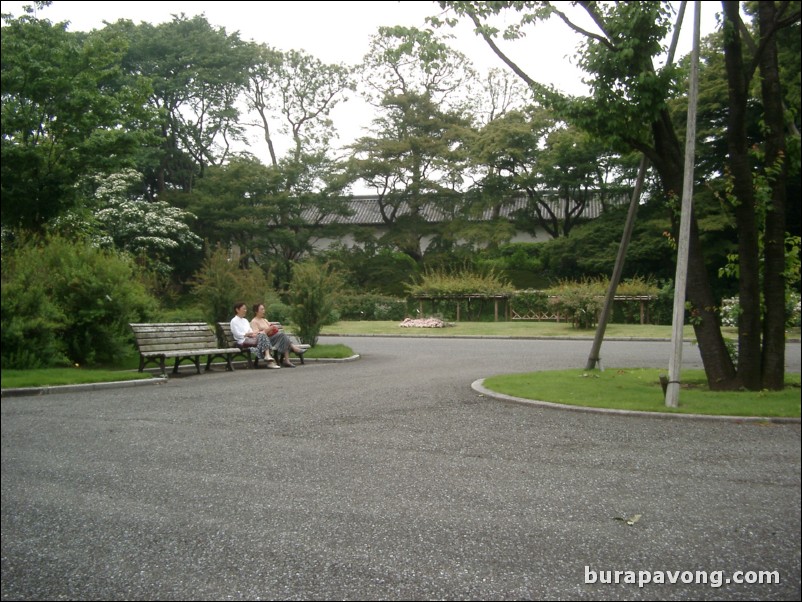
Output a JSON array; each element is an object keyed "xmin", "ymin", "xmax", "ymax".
[
  {"xmin": 1, "ymin": 235, "xmax": 157, "ymax": 368},
  {"xmin": 189, "ymin": 245, "xmax": 272, "ymax": 323},
  {"xmin": 287, "ymin": 261, "xmax": 343, "ymax": 346},
  {"xmin": 336, "ymin": 293, "xmax": 407, "ymax": 320},
  {"xmin": 406, "ymin": 267, "xmax": 515, "ymax": 297},
  {"xmin": 720, "ymin": 292, "xmax": 801, "ymax": 328}
]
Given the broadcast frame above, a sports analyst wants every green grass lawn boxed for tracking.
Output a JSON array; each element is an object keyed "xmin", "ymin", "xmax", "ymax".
[
  {"xmin": 320, "ymin": 320, "xmax": 755, "ymax": 339},
  {"xmin": 482, "ymin": 369, "xmax": 801, "ymax": 417},
  {"xmin": 1, "ymin": 368, "xmax": 155, "ymax": 389}
]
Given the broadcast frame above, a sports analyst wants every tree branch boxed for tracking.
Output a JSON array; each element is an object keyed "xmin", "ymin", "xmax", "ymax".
[{"xmin": 556, "ymin": 1, "xmax": 616, "ymax": 50}]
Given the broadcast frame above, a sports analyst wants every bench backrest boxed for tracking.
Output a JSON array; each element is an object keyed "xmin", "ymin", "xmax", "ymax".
[
  {"xmin": 217, "ymin": 322, "xmax": 238, "ymax": 348},
  {"xmin": 130, "ymin": 322, "xmax": 220, "ymax": 353}
]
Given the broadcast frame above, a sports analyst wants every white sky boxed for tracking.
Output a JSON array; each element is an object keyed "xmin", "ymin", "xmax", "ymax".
[{"xmin": 2, "ymin": 1, "xmax": 719, "ymax": 172}]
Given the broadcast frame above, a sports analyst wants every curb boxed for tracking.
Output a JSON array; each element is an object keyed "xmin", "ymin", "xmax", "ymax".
[
  {"xmin": 1, "ymin": 377, "xmax": 168, "ymax": 398},
  {"xmin": 300, "ymin": 354, "xmax": 361, "ymax": 363},
  {"xmin": 0, "ymin": 356, "xmax": 362, "ymax": 398},
  {"xmin": 471, "ymin": 378, "xmax": 801, "ymax": 423}
]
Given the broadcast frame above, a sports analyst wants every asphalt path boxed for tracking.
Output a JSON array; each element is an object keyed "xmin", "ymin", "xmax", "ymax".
[{"xmin": 2, "ymin": 337, "xmax": 800, "ymax": 600}]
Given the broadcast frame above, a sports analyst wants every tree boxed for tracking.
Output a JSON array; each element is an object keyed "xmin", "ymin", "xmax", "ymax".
[
  {"xmin": 349, "ymin": 91, "xmax": 472, "ymax": 262},
  {"xmin": 438, "ymin": 0, "xmax": 799, "ymax": 390},
  {"xmin": 288, "ymin": 261, "xmax": 343, "ymax": 346},
  {"xmin": 468, "ymin": 107, "xmax": 637, "ymax": 239},
  {"xmin": 1, "ymin": 9, "xmax": 156, "ymax": 230},
  {"xmin": 109, "ymin": 14, "xmax": 258, "ymax": 193},
  {"xmin": 756, "ymin": 1, "xmax": 799, "ymax": 389},
  {"xmin": 238, "ymin": 45, "xmax": 354, "ymax": 287},
  {"xmin": 244, "ymin": 46, "xmax": 354, "ymax": 167},
  {"xmin": 50, "ymin": 169, "xmax": 202, "ymax": 280},
  {"xmin": 720, "ymin": 1, "xmax": 799, "ymax": 390},
  {"xmin": 349, "ymin": 26, "xmax": 476, "ymax": 263},
  {"xmin": 187, "ymin": 156, "xmax": 351, "ymax": 289}
]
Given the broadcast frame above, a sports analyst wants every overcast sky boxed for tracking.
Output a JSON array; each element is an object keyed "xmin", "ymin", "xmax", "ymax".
[{"xmin": 2, "ymin": 1, "xmax": 719, "ymax": 169}]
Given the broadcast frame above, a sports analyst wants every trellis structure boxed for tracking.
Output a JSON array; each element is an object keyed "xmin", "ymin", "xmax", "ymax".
[{"xmin": 413, "ymin": 294, "xmax": 511, "ymax": 322}]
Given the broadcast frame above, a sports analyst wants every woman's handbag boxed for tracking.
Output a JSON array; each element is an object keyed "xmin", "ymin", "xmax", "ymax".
[{"xmin": 240, "ymin": 336, "xmax": 258, "ymax": 348}]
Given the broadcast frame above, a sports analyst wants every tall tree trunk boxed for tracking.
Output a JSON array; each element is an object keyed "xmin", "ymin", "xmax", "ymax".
[
  {"xmin": 758, "ymin": 1, "xmax": 787, "ymax": 390},
  {"xmin": 722, "ymin": 1, "xmax": 762, "ymax": 390},
  {"xmin": 652, "ymin": 112, "xmax": 738, "ymax": 390}
]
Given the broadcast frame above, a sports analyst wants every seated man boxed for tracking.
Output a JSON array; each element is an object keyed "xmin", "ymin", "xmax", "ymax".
[{"xmin": 230, "ymin": 302, "xmax": 280, "ymax": 368}]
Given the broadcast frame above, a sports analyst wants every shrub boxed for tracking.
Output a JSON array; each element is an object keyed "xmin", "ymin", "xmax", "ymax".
[
  {"xmin": 719, "ymin": 296, "xmax": 741, "ymax": 327},
  {"xmin": 545, "ymin": 279, "xmax": 604, "ymax": 329},
  {"xmin": 1, "ymin": 234, "xmax": 157, "ymax": 367},
  {"xmin": 719, "ymin": 292, "xmax": 801, "ymax": 328},
  {"xmin": 288, "ymin": 261, "xmax": 343, "ymax": 346},
  {"xmin": 651, "ymin": 279, "xmax": 675, "ymax": 325},
  {"xmin": 156, "ymin": 306, "xmax": 209, "ymax": 323},
  {"xmin": 406, "ymin": 267, "xmax": 515, "ymax": 297},
  {"xmin": 319, "ymin": 244, "xmax": 419, "ymax": 296},
  {"xmin": 266, "ymin": 301, "xmax": 291, "ymax": 324},
  {"xmin": 510, "ymin": 290, "xmax": 550, "ymax": 317},
  {"xmin": 336, "ymin": 293, "xmax": 407, "ymax": 320},
  {"xmin": 790, "ymin": 292, "xmax": 802, "ymax": 328},
  {"xmin": 189, "ymin": 245, "xmax": 271, "ymax": 323}
]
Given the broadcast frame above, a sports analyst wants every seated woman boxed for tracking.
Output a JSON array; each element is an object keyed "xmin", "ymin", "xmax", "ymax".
[
  {"xmin": 251, "ymin": 303, "xmax": 308, "ymax": 368},
  {"xmin": 230, "ymin": 302, "xmax": 280, "ymax": 369}
]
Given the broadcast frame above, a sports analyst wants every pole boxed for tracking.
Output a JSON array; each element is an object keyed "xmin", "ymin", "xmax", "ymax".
[
  {"xmin": 585, "ymin": 155, "xmax": 649, "ymax": 370},
  {"xmin": 585, "ymin": 1, "xmax": 689, "ymax": 372},
  {"xmin": 666, "ymin": 0, "xmax": 701, "ymax": 407}
]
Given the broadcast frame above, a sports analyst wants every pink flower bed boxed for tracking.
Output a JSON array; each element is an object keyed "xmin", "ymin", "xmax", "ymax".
[{"xmin": 399, "ymin": 317, "xmax": 449, "ymax": 328}]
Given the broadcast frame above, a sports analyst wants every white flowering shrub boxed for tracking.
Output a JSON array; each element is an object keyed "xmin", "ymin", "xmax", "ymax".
[
  {"xmin": 52, "ymin": 170, "xmax": 201, "ymax": 277},
  {"xmin": 92, "ymin": 170, "xmax": 201, "ymax": 273},
  {"xmin": 720, "ymin": 296, "xmax": 741, "ymax": 327},
  {"xmin": 720, "ymin": 293, "xmax": 802, "ymax": 328}
]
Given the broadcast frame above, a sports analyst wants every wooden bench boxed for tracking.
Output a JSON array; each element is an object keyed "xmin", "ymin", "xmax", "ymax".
[
  {"xmin": 217, "ymin": 322, "xmax": 308, "ymax": 366},
  {"xmin": 130, "ymin": 322, "xmax": 243, "ymax": 375}
]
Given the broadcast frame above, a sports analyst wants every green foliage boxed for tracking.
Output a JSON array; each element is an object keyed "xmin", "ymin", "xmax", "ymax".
[
  {"xmin": 406, "ymin": 267, "xmax": 515, "ymax": 297},
  {"xmin": 288, "ymin": 261, "xmax": 343, "ymax": 346},
  {"xmin": 1, "ymin": 12, "xmax": 157, "ymax": 230},
  {"xmin": 613, "ymin": 275, "xmax": 662, "ymax": 297},
  {"xmin": 544, "ymin": 279, "xmax": 604, "ymax": 329},
  {"xmin": 188, "ymin": 157, "xmax": 351, "ymax": 291},
  {"xmin": 189, "ymin": 245, "xmax": 271, "ymax": 324},
  {"xmin": 477, "ymin": 243, "xmax": 546, "ymax": 289},
  {"xmin": 541, "ymin": 277, "xmax": 660, "ymax": 329},
  {"xmin": 111, "ymin": 14, "xmax": 257, "ymax": 190},
  {"xmin": 321, "ymin": 244, "xmax": 421, "ymax": 296},
  {"xmin": 154, "ymin": 306, "xmax": 210, "ymax": 323},
  {"xmin": 1, "ymin": 234, "xmax": 157, "ymax": 368},
  {"xmin": 336, "ymin": 293, "xmax": 407, "ymax": 320},
  {"xmin": 510, "ymin": 290, "xmax": 550, "ymax": 315},
  {"xmin": 50, "ymin": 169, "xmax": 203, "ymax": 279},
  {"xmin": 647, "ymin": 279, "xmax": 676, "ymax": 326},
  {"xmin": 265, "ymin": 302, "xmax": 292, "ymax": 325}
]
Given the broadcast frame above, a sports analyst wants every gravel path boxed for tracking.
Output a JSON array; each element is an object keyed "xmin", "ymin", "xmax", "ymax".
[{"xmin": 2, "ymin": 337, "xmax": 800, "ymax": 600}]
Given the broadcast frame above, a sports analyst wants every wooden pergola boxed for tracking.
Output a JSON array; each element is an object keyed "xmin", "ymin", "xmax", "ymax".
[{"xmin": 413, "ymin": 294, "xmax": 511, "ymax": 322}]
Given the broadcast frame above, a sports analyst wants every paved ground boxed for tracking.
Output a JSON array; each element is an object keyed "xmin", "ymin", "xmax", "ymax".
[{"xmin": 2, "ymin": 337, "xmax": 800, "ymax": 600}]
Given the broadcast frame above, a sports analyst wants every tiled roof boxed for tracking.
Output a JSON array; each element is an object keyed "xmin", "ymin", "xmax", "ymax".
[{"xmin": 305, "ymin": 193, "xmax": 627, "ymax": 225}]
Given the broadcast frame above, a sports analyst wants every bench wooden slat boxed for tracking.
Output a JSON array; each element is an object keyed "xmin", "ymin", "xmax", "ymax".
[{"xmin": 130, "ymin": 322, "xmax": 243, "ymax": 375}]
